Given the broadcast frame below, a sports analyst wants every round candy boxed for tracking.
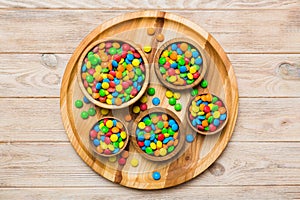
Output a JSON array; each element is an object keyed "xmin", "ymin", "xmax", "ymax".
[
  {"xmin": 156, "ymin": 34, "xmax": 164, "ymax": 42},
  {"xmin": 174, "ymin": 103, "xmax": 182, "ymax": 111},
  {"xmin": 143, "ymin": 45, "xmax": 152, "ymax": 53},
  {"xmin": 100, "ymin": 108, "xmax": 109, "ymax": 115},
  {"xmin": 133, "ymin": 106, "xmax": 141, "ymax": 114},
  {"xmin": 75, "ymin": 100, "xmax": 83, "ymax": 108},
  {"xmin": 152, "ymin": 171, "xmax": 161, "ymax": 180},
  {"xmin": 81, "ymin": 111, "xmax": 89, "ymax": 119},
  {"xmin": 83, "ymin": 96, "xmax": 90, "ymax": 104},
  {"xmin": 88, "ymin": 108, "xmax": 96, "ymax": 116},
  {"xmin": 200, "ymin": 79, "xmax": 208, "ymax": 88},
  {"xmin": 118, "ymin": 157, "xmax": 126, "ymax": 165},
  {"xmin": 152, "ymin": 97, "xmax": 160, "ymax": 106},
  {"xmin": 169, "ymin": 97, "xmax": 176, "ymax": 106},
  {"xmin": 130, "ymin": 158, "xmax": 139, "ymax": 167},
  {"xmin": 186, "ymin": 134, "xmax": 195, "ymax": 143},
  {"xmin": 147, "ymin": 27, "xmax": 155, "ymax": 35},
  {"xmin": 165, "ymin": 90, "xmax": 173, "ymax": 98},
  {"xmin": 147, "ymin": 87, "xmax": 155, "ymax": 96}
]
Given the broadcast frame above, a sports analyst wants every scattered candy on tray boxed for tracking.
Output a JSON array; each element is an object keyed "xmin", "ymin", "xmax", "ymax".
[
  {"xmin": 158, "ymin": 41, "xmax": 203, "ymax": 86},
  {"xmin": 88, "ymin": 107, "xmax": 96, "ymax": 116},
  {"xmin": 80, "ymin": 41, "xmax": 147, "ymax": 106},
  {"xmin": 81, "ymin": 111, "xmax": 89, "ymax": 119},
  {"xmin": 75, "ymin": 100, "xmax": 83, "ymax": 108},
  {"xmin": 186, "ymin": 134, "xmax": 195, "ymax": 143},
  {"xmin": 147, "ymin": 27, "xmax": 155, "ymax": 35},
  {"xmin": 143, "ymin": 45, "xmax": 152, "ymax": 53},
  {"xmin": 200, "ymin": 79, "xmax": 208, "ymax": 88},
  {"xmin": 130, "ymin": 158, "xmax": 139, "ymax": 167},
  {"xmin": 125, "ymin": 114, "xmax": 132, "ymax": 122},
  {"xmin": 100, "ymin": 108, "xmax": 110, "ymax": 116},
  {"xmin": 147, "ymin": 87, "xmax": 155, "ymax": 96},
  {"xmin": 83, "ymin": 96, "xmax": 90, "ymax": 104},
  {"xmin": 188, "ymin": 93, "xmax": 227, "ymax": 132},
  {"xmin": 156, "ymin": 33, "xmax": 164, "ymax": 42},
  {"xmin": 90, "ymin": 118, "xmax": 128, "ymax": 156},
  {"xmin": 174, "ymin": 103, "xmax": 182, "ymax": 111},
  {"xmin": 152, "ymin": 97, "xmax": 160, "ymax": 106},
  {"xmin": 152, "ymin": 171, "xmax": 161, "ymax": 180},
  {"xmin": 135, "ymin": 112, "xmax": 179, "ymax": 157}
]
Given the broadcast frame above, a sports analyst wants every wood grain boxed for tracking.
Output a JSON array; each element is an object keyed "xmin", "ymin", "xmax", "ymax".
[
  {"xmin": 0, "ymin": 0, "xmax": 298, "ymax": 9},
  {"xmin": 1, "ymin": 54, "xmax": 300, "ymax": 98},
  {"xmin": 1, "ymin": 142, "xmax": 299, "ymax": 187},
  {"xmin": 0, "ymin": 9, "xmax": 299, "ymax": 53},
  {"xmin": 1, "ymin": 98, "xmax": 300, "ymax": 142},
  {"xmin": 0, "ymin": 186, "xmax": 299, "ymax": 199}
]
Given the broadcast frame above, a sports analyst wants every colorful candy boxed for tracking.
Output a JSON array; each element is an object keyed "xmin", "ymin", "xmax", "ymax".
[
  {"xmin": 135, "ymin": 112, "xmax": 180, "ymax": 157},
  {"xmin": 75, "ymin": 100, "xmax": 83, "ymax": 108},
  {"xmin": 158, "ymin": 42, "xmax": 203, "ymax": 86},
  {"xmin": 88, "ymin": 107, "xmax": 96, "ymax": 116},
  {"xmin": 147, "ymin": 87, "xmax": 155, "ymax": 96},
  {"xmin": 152, "ymin": 171, "xmax": 161, "ymax": 180},
  {"xmin": 90, "ymin": 118, "xmax": 127, "ymax": 155},
  {"xmin": 80, "ymin": 41, "xmax": 147, "ymax": 106},
  {"xmin": 143, "ymin": 45, "xmax": 152, "ymax": 53},
  {"xmin": 152, "ymin": 97, "xmax": 160, "ymax": 106},
  {"xmin": 188, "ymin": 94, "xmax": 227, "ymax": 132}
]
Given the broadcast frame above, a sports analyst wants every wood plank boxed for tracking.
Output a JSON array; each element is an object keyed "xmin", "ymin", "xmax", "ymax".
[
  {"xmin": 0, "ymin": 142, "xmax": 299, "ymax": 187},
  {"xmin": 0, "ymin": 0, "xmax": 298, "ymax": 9},
  {"xmin": 1, "ymin": 98, "xmax": 300, "ymax": 142},
  {"xmin": 0, "ymin": 10, "xmax": 299, "ymax": 53},
  {"xmin": 1, "ymin": 54, "xmax": 300, "ymax": 98},
  {"xmin": 0, "ymin": 186, "xmax": 299, "ymax": 199}
]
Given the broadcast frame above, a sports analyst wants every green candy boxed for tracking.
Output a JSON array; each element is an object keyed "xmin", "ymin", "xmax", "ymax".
[
  {"xmin": 136, "ymin": 68, "xmax": 142, "ymax": 76},
  {"xmin": 147, "ymin": 87, "xmax": 155, "ymax": 96},
  {"xmin": 87, "ymin": 52, "xmax": 94, "ymax": 59},
  {"xmin": 168, "ymin": 128, "xmax": 175, "ymax": 135},
  {"xmin": 75, "ymin": 100, "xmax": 83, "ymax": 108},
  {"xmin": 168, "ymin": 97, "xmax": 176, "ymax": 106},
  {"xmin": 125, "ymin": 86, "xmax": 133, "ymax": 94},
  {"xmin": 109, "ymin": 47, "xmax": 117, "ymax": 55},
  {"xmin": 81, "ymin": 111, "xmax": 89, "ymax": 119},
  {"xmin": 86, "ymin": 75, "xmax": 94, "ymax": 83},
  {"xmin": 157, "ymin": 121, "xmax": 164, "ymax": 129},
  {"xmin": 179, "ymin": 73, "xmax": 187, "ymax": 78},
  {"xmin": 174, "ymin": 103, "xmax": 182, "ymax": 111},
  {"xmin": 88, "ymin": 108, "xmax": 96, "ymax": 116},
  {"xmin": 186, "ymin": 79, "xmax": 194, "ymax": 85},
  {"xmin": 145, "ymin": 147, "xmax": 153, "ymax": 154},
  {"xmin": 208, "ymin": 116, "xmax": 214, "ymax": 124},
  {"xmin": 99, "ymin": 89, "xmax": 106, "ymax": 97},
  {"xmin": 191, "ymin": 88, "xmax": 198, "ymax": 96},
  {"xmin": 200, "ymin": 79, "xmax": 208, "ymax": 88},
  {"xmin": 101, "ymin": 126, "xmax": 109, "ymax": 133},
  {"xmin": 118, "ymin": 137, "xmax": 122, "ymax": 142},
  {"xmin": 160, "ymin": 67, "xmax": 166, "ymax": 74},
  {"xmin": 167, "ymin": 146, "xmax": 175, "ymax": 153},
  {"xmin": 159, "ymin": 57, "xmax": 166, "ymax": 65},
  {"xmin": 212, "ymin": 96, "xmax": 218, "ymax": 104},
  {"xmin": 162, "ymin": 128, "xmax": 168, "ymax": 134},
  {"xmin": 145, "ymin": 118, "xmax": 152, "ymax": 126},
  {"xmin": 113, "ymin": 142, "xmax": 119, "ymax": 148},
  {"xmin": 178, "ymin": 58, "xmax": 185, "ymax": 66},
  {"xmin": 204, "ymin": 126, "xmax": 209, "ymax": 131},
  {"xmin": 125, "ymin": 95, "xmax": 131, "ymax": 101},
  {"xmin": 212, "ymin": 105, "xmax": 219, "ymax": 112}
]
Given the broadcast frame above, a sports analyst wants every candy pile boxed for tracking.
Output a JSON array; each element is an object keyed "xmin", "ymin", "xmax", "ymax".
[
  {"xmin": 135, "ymin": 112, "xmax": 179, "ymax": 157},
  {"xmin": 188, "ymin": 94, "xmax": 227, "ymax": 132},
  {"xmin": 81, "ymin": 41, "xmax": 146, "ymax": 106},
  {"xmin": 90, "ymin": 118, "xmax": 127, "ymax": 155},
  {"xmin": 158, "ymin": 42, "xmax": 203, "ymax": 86}
]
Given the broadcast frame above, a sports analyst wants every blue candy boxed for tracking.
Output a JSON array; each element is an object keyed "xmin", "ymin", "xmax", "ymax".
[
  {"xmin": 176, "ymin": 48, "xmax": 183, "ymax": 55},
  {"xmin": 171, "ymin": 44, "xmax": 177, "ymax": 51},
  {"xmin": 171, "ymin": 62, "xmax": 178, "ymax": 69},
  {"xmin": 127, "ymin": 54, "xmax": 134, "ymax": 61},
  {"xmin": 95, "ymin": 82, "xmax": 102, "ymax": 90},
  {"xmin": 192, "ymin": 51, "xmax": 199, "ymax": 58},
  {"xmin": 94, "ymin": 125, "xmax": 100, "ymax": 132},
  {"xmin": 152, "ymin": 97, "xmax": 160, "ymax": 106},
  {"xmin": 186, "ymin": 134, "xmax": 195, "ymax": 143},
  {"xmin": 144, "ymin": 140, "xmax": 150, "ymax": 147},
  {"xmin": 195, "ymin": 58, "xmax": 203, "ymax": 65},
  {"xmin": 171, "ymin": 124, "xmax": 179, "ymax": 131},
  {"xmin": 213, "ymin": 119, "xmax": 220, "ymax": 126},
  {"xmin": 169, "ymin": 119, "xmax": 176, "ymax": 126},
  {"xmin": 93, "ymin": 139, "xmax": 100, "ymax": 147},
  {"xmin": 83, "ymin": 96, "xmax": 90, "ymax": 104},
  {"xmin": 112, "ymin": 60, "xmax": 118, "ymax": 67},
  {"xmin": 81, "ymin": 64, "xmax": 87, "ymax": 72},
  {"xmin": 179, "ymin": 66, "xmax": 187, "ymax": 73},
  {"xmin": 220, "ymin": 114, "xmax": 227, "ymax": 121},
  {"xmin": 152, "ymin": 172, "xmax": 161, "ymax": 180}
]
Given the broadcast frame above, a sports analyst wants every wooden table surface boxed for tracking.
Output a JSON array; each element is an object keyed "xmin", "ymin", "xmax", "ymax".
[{"xmin": 1, "ymin": 1, "xmax": 299, "ymax": 199}]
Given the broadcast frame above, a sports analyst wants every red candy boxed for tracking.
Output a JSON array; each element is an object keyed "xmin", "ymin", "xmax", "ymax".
[
  {"xmin": 144, "ymin": 126, "xmax": 151, "ymax": 133},
  {"xmin": 140, "ymin": 103, "xmax": 147, "ymax": 111},
  {"xmin": 118, "ymin": 157, "xmax": 127, "ymax": 165},
  {"xmin": 90, "ymin": 130, "xmax": 97, "ymax": 139},
  {"xmin": 122, "ymin": 44, "xmax": 130, "ymax": 51},
  {"xmin": 203, "ymin": 106, "xmax": 210, "ymax": 113},
  {"xmin": 158, "ymin": 134, "xmax": 165, "ymax": 141}
]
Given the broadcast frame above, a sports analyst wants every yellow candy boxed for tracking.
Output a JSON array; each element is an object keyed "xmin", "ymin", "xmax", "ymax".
[
  {"xmin": 138, "ymin": 122, "xmax": 145, "ymax": 129},
  {"xmin": 143, "ymin": 45, "xmax": 152, "ymax": 53},
  {"xmin": 198, "ymin": 111, "xmax": 205, "ymax": 116},
  {"xmin": 106, "ymin": 120, "xmax": 113, "ymax": 128},
  {"xmin": 190, "ymin": 66, "xmax": 197, "ymax": 74},
  {"xmin": 102, "ymin": 74, "xmax": 107, "ymax": 79},
  {"xmin": 191, "ymin": 58, "xmax": 195, "ymax": 64},
  {"xmin": 87, "ymin": 87, "xmax": 92, "ymax": 95},
  {"xmin": 123, "ymin": 76, "xmax": 129, "ymax": 81},
  {"xmin": 140, "ymin": 95, "xmax": 148, "ymax": 103},
  {"xmin": 86, "ymin": 61, "xmax": 91, "ymax": 69},
  {"xmin": 192, "ymin": 105, "xmax": 199, "ymax": 113},
  {"xmin": 133, "ymin": 106, "xmax": 140, "ymax": 114},
  {"xmin": 100, "ymin": 108, "xmax": 109, "ymax": 115},
  {"xmin": 187, "ymin": 73, "xmax": 193, "ymax": 80},
  {"xmin": 165, "ymin": 90, "xmax": 173, "ymax": 98},
  {"xmin": 119, "ymin": 141, "xmax": 124, "ymax": 148},
  {"xmin": 107, "ymin": 94, "xmax": 113, "ymax": 99},
  {"xmin": 173, "ymin": 92, "xmax": 181, "ymax": 99},
  {"xmin": 150, "ymin": 142, "xmax": 157, "ymax": 150},
  {"xmin": 162, "ymin": 50, "xmax": 169, "ymax": 57},
  {"xmin": 100, "ymin": 142, "xmax": 107, "ymax": 150},
  {"xmin": 115, "ymin": 85, "xmax": 123, "ymax": 92},
  {"xmin": 164, "ymin": 133, "xmax": 170, "ymax": 138},
  {"xmin": 159, "ymin": 148, "xmax": 167, "ymax": 156},
  {"xmin": 102, "ymin": 82, "xmax": 109, "ymax": 89},
  {"xmin": 120, "ymin": 131, "xmax": 127, "ymax": 139},
  {"xmin": 106, "ymin": 99, "xmax": 112, "ymax": 105},
  {"xmin": 130, "ymin": 158, "xmax": 139, "ymax": 167},
  {"xmin": 95, "ymin": 65, "xmax": 102, "ymax": 72},
  {"xmin": 132, "ymin": 59, "xmax": 140, "ymax": 67},
  {"xmin": 157, "ymin": 141, "xmax": 162, "ymax": 149},
  {"xmin": 169, "ymin": 76, "xmax": 177, "ymax": 82},
  {"xmin": 108, "ymin": 156, "xmax": 117, "ymax": 163},
  {"xmin": 208, "ymin": 103, "xmax": 214, "ymax": 110},
  {"xmin": 110, "ymin": 134, "xmax": 118, "ymax": 142},
  {"xmin": 213, "ymin": 111, "xmax": 220, "ymax": 119},
  {"xmin": 191, "ymin": 111, "xmax": 197, "ymax": 117},
  {"xmin": 108, "ymin": 144, "xmax": 115, "ymax": 151},
  {"xmin": 99, "ymin": 123, "xmax": 104, "ymax": 129}
]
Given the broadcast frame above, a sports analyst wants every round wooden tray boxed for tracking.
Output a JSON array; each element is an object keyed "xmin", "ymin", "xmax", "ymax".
[{"xmin": 60, "ymin": 10, "xmax": 239, "ymax": 190}]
